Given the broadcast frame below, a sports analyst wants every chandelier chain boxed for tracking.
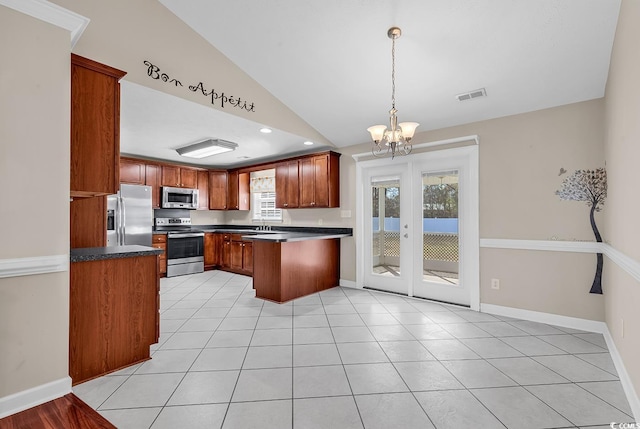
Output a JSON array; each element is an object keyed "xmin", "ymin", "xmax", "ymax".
[{"xmin": 391, "ymin": 36, "xmax": 396, "ymax": 109}]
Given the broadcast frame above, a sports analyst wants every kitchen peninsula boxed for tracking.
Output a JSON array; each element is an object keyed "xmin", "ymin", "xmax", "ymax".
[
  {"xmin": 69, "ymin": 245, "xmax": 162, "ymax": 384},
  {"xmin": 195, "ymin": 226, "xmax": 352, "ymax": 302}
]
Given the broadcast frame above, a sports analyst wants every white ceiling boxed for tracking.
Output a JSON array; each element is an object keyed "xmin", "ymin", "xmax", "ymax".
[
  {"xmin": 122, "ymin": 0, "xmax": 620, "ymax": 166},
  {"xmin": 120, "ymin": 81, "xmax": 328, "ymax": 167}
]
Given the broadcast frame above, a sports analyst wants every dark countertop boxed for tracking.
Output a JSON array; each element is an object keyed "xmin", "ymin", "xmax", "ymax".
[
  {"xmin": 243, "ymin": 232, "xmax": 351, "ymax": 243},
  {"xmin": 70, "ymin": 245, "xmax": 162, "ymax": 262},
  {"xmin": 153, "ymin": 225, "xmax": 353, "ymax": 243}
]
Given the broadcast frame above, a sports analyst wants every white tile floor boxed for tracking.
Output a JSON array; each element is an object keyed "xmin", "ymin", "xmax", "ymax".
[{"xmin": 73, "ymin": 270, "xmax": 635, "ymax": 429}]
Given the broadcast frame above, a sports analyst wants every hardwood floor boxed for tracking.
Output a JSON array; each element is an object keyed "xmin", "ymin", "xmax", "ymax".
[{"xmin": 0, "ymin": 394, "xmax": 115, "ymax": 429}]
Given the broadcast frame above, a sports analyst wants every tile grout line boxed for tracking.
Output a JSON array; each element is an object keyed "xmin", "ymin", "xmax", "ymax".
[
  {"xmin": 79, "ymin": 278, "xmax": 630, "ymax": 428},
  {"xmin": 321, "ymin": 291, "xmax": 367, "ymax": 429},
  {"xmin": 149, "ymin": 271, "xmax": 239, "ymax": 428},
  {"xmin": 218, "ymin": 276, "xmax": 261, "ymax": 428}
]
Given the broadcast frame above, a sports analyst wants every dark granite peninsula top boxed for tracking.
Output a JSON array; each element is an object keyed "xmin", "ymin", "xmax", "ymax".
[
  {"xmin": 70, "ymin": 245, "xmax": 162, "ymax": 262},
  {"xmin": 242, "ymin": 231, "xmax": 351, "ymax": 243},
  {"xmin": 152, "ymin": 225, "xmax": 353, "ymax": 243}
]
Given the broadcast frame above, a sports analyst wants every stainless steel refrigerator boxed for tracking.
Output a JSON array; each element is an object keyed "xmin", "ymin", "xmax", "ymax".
[{"xmin": 106, "ymin": 184, "xmax": 153, "ymax": 247}]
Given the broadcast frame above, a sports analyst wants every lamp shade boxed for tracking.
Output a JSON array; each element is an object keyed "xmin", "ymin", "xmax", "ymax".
[
  {"xmin": 367, "ymin": 125, "xmax": 387, "ymax": 142},
  {"xmin": 399, "ymin": 122, "xmax": 420, "ymax": 140}
]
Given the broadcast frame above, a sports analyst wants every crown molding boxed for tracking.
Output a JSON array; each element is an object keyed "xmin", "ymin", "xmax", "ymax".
[{"xmin": 0, "ymin": 0, "xmax": 89, "ymax": 47}]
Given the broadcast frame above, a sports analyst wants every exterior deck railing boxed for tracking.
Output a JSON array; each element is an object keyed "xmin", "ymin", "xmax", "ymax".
[{"xmin": 372, "ymin": 231, "xmax": 459, "ymax": 262}]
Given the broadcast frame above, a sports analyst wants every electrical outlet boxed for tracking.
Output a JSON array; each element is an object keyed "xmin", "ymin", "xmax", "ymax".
[
  {"xmin": 341, "ymin": 210, "xmax": 352, "ymax": 218},
  {"xmin": 491, "ymin": 278, "xmax": 500, "ymax": 290},
  {"xmin": 318, "ymin": 218, "xmax": 323, "ymax": 226},
  {"xmin": 621, "ymin": 318, "xmax": 625, "ymax": 338}
]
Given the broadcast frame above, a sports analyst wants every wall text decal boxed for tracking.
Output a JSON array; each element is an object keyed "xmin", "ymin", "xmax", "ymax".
[{"xmin": 143, "ymin": 60, "xmax": 256, "ymax": 113}]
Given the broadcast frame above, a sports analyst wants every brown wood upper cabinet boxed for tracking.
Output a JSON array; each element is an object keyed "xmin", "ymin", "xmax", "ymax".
[
  {"xmin": 299, "ymin": 152, "xmax": 340, "ymax": 208},
  {"xmin": 145, "ymin": 164, "xmax": 162, "ymax": 209},
  {"xmin": 120, "ymin": 158, "xmax": 146, "ymax": 185},
  {"xmin": 209, "ymin": 171, "xmax": 249, "ymax": 210},
  {"xmin": 162, "ymin": 165, "xmax": 198, "ymax": 188},
  {"xmin": 197, "ymin": 170, "xmax": 210, "ymax": 210},
  {"xmin": 227, "ymin": 171, "xmax": 239, "ymax": 210},
  {"xmin": 208, "ymin": 170, "xmax": 228, "ymax": 210},
  {"xmin": 275, "ymin": 160, "xmax": 300, "ymax": 208},
  {"xmin": 239, "ymin": 172, "xmax": 250, "ymax": 210},
  {"xmin": 70, "ymin": 54, "xmax": 126, "ymax": 197}
]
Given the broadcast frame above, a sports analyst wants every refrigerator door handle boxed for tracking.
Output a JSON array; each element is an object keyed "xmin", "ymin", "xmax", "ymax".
[
  {"xmin": 120, "ymin": 195, "xmax": 126, "ymax": 246},
  {"xmin": 114, "ymin": 194, "xmax": 121, "ymax": 246}
]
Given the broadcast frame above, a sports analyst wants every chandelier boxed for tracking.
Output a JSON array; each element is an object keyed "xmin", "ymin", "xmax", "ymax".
[{"xmin": 367, "ymin": 27, "xmax": 419, "ymax": 159}]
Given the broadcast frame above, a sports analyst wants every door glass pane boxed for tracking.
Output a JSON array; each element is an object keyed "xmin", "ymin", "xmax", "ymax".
[
  {"xmin": 371, "ymin": 177, "xmax": 401, "ymax": 277},
  {"xmin": 422, "ymin": 171, "xmax": 459, "ymax": 284}
]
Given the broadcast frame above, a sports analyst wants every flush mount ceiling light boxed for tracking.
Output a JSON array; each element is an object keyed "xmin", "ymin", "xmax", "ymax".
[
  {"xmin": 367, "ymin": 27, "xmax": 419, "ymax": 159},
  {"xmin": 259, "ymin": 127, "xmax": 272, "ymax": 134},
  {"xmin": 303, "ymin": 141, "xmax": 314, "ymax": 146},
  {"xmin": 176, "ymin": 139, "xmax": 238, "ymax": 158}
]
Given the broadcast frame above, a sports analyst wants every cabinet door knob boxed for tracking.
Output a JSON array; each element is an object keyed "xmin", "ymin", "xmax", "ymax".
[{"xmin": 284, "ymin": 203, "xmax": 288, "ymax": 207}]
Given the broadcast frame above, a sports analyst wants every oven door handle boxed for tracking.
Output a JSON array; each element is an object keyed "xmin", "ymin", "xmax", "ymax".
[{"xmin": 168, "ymin": 233, "xmax": 205, "ymax": 238}]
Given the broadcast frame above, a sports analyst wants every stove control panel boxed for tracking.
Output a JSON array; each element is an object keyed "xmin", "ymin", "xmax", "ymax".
[{"xmin": 155, "ymin": 217, "xmax": 192, "ymax": 226}]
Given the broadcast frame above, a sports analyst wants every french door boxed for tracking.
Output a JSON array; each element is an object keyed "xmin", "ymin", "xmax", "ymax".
[
  {"xmin": 358, "ymin": 146, "xmax": 479, "ymax": 309},
  {"xmin": 362, "ymin": 164, "xmax": 411, "ymax": 295}
]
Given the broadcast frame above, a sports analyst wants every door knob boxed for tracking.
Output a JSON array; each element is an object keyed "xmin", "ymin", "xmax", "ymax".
[
  {"xmin": 404, "ymin": 224, "xmax": 408, "ymax": 229},
  {"xmin": 404, "ymin": 233, "xmax": 408, "ymax": 238}
]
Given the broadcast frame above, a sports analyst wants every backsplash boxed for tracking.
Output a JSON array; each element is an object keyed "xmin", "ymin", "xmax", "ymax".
[{"xmin": 189, "ymin": 207, "xmax": 352, "ymax": 228}]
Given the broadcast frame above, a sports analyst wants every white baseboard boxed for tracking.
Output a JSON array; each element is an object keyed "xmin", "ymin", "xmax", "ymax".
[
  {"xmin": 0, "ymin": 376, "xmax": 72, "ymax": 419},
  {"xmin": 602, "ymin": 328, "xmax": 640, "ymax": 421},
  {"xmin": 480, "ymin": 303, "xmax": 607, "ymax": 333},
  {"xmin": 481, "ymin": 303, "xmax": 638, "ymax": 421},
  {"xmin": 339, "ymin": 279, "xmax": 358, "ymax": 289}
]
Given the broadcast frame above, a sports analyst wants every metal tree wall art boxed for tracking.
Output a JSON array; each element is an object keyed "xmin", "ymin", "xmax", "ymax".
[{"xmin": 555, "ymin": 168, "xmax": 607, "ymax": 294}]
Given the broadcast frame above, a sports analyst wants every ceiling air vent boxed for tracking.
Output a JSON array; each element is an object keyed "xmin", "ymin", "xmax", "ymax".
[{"xmin": 456, "ymin": 88, "xmax": 487, "ymax": 102}]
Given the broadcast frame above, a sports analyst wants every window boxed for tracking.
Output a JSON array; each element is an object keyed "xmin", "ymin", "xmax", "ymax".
[
  {"xmin": 250, "ymin": 169, "xmax": 282, "ymax": 221},
  {"xmin": 252, "ymin": 191, "xmax": 282, "ymax": 221}
]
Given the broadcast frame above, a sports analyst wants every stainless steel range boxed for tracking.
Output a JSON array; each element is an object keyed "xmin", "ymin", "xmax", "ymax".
[{"xmin": 155, "ymin": 217, "xmax": 204, "ymax": 277}]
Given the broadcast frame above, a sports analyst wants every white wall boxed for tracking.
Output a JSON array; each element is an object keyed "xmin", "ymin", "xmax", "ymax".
[
  {"xmin": 603, "ymin": 0, "xmax": 640, "ymax": 394},
  {"xmin": 0, "ymin": 5, "xmax": 70, "ymax": 399}
]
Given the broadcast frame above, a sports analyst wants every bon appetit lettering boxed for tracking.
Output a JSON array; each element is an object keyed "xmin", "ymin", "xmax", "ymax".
[{"xmin": 143, "ymin": 60, "xmax": 256, "ymax": 113}]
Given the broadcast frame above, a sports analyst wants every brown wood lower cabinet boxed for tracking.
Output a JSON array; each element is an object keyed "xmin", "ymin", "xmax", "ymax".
[
  {"xmin": 219, "ymin": 234, "xmax": 252, "ymax": 275},
  {"xmin": 69, "ymin": 254, "xmax": 159, "ymax": 385},
  {"xmin": 253, "ymin": 238, "xmax": 339, "ymax": 302},
  {"xmin": 204, "ymin": 233, "xmax": 222, "ymax": 269},
  {"xmin": 152, "ymin": 234, "xmax": 167, "ymax": 277}
]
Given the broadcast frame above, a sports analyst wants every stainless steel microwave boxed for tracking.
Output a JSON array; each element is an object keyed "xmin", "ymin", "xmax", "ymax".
[{"xmin": 161, "ymin": 186, "xmax": 199, "ymax": 209}]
